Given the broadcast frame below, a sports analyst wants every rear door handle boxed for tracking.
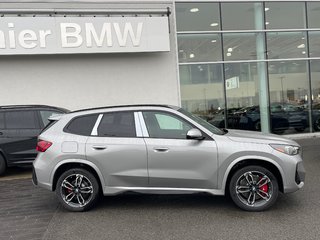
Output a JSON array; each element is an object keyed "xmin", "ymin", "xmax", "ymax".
[
  {"xmin": 92, "ymin": 145, "xmax": 107, "ymax": 150},
  {"xmin": 153, "ymin": 147, "xmax": 169, "ymax": 153}
]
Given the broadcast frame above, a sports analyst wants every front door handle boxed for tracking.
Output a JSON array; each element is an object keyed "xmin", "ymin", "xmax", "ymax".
[
  {"xmin": 153, "ymin": 147, "xmax": 169, "ymax": 153},
  {"xmin": 92, "ymin": 146, "xmax": 107, "ymax": 150}
]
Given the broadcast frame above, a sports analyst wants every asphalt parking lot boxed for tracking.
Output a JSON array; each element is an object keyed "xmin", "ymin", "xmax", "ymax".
[{"xmin": 0, "ymin": 138, "xmax": 320, "ymax": 240}]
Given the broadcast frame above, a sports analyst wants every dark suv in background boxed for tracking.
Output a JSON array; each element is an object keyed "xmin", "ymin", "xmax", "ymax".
[{"xmin": 0, "ymin": 105, "xmax": 69, "ymax": 175}]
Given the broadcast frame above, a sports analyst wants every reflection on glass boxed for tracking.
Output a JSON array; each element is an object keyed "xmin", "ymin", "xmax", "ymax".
[
  {"xmin": 178, "ymin": 34, "xmax": 222, "ymax": 63},
  {"xmin": 310, "ymin": 60, "xmax": 320, "ymax": 132},
  {"xmin": 268, "ymin": 61, "xmax": 310, "ymax": 134},
  {"xmin": 309, "ymin": 32, "xmax": 320, "ymax": 58},
  {"xmin": 265, "ymin": 2, "xmax": 305, "ymax": 29},
  {"xmin": 176, "ymin": 3, "xmax": 220, "ymax": 32},
  {"xmin": 223, "ymin": 33, "xmax": 257, "ymax": 61},
  {"xmin": 267, "ymin": 32, "xmax": 307, "ymax": 59},
  {"xmin": 180, "ymin": 64, "xmax": 224, "ymax": 123},
  {"xmin": 221, "ymin": 3, "xmax": 256, "ymax": 30},
  {"xmin": 221, "ymin": 63, "xmax": 261, "ymax": 131},
  {"xmin": 307, "ymin": 2, "xmax": 320, "ymax": 28}
]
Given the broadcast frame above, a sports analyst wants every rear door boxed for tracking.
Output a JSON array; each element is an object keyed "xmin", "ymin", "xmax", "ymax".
[
  {"xmin": 85, "ymin": 111, "xmax": 148, "ymax": 188},
  {"xmin": 2, "ymin": 110, "xmax": 41, "ymax": 164}
]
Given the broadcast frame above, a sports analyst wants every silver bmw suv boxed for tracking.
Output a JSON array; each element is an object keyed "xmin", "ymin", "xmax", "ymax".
[{"xmin": 33, "ymin": 105, "xmax": 305, "ymax": 212}]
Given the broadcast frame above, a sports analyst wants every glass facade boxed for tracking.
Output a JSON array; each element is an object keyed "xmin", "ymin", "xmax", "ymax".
[{"xmin": 176, "ymin": 1, "xmax": 320, "ymax": 134}]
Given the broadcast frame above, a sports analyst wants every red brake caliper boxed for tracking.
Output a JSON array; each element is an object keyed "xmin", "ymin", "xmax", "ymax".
[{"xmin": 259, "ymin": 177, "xmax": 269, "ymax": 193}]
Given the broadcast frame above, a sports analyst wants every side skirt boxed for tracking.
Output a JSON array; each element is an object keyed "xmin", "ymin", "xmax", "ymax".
[{"xmin": 103, "ymin": 186, "xmax": 225, "ymax": 196}]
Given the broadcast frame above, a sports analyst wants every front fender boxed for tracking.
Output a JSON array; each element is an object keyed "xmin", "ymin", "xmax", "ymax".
[{"xmin": 220, "ymin": 155, "xmax": 285, "ymax": 194}]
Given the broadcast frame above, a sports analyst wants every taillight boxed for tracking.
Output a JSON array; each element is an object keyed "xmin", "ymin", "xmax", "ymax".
[{"xmin": 36, "ymin": 140, "xmax": 52, "ymax": 152}]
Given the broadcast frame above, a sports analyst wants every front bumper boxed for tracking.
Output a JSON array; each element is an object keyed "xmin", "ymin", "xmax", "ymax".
[
  {"xmin": 284, "ymin": 161, "xmax": 305, "ymax": 193},
  {"xmin": 295, "ymin": 161, "xmax": 305, "ymax": 186}
]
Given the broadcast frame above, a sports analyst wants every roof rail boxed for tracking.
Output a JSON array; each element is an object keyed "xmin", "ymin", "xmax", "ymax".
[
  {"xmin": 71, "ymin": 104, "xmax": 176, "ymax": 113},
  {"xmin": 0, "ymin": 105, "xmax": 69, "ymax": 112}
]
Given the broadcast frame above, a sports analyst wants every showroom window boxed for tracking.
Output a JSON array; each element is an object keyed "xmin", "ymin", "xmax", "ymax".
[
  {"xmin": 266, "ymin": 32, "xmax": 308, "ymax": 59},
  {"xmin": 307, "ymin": 2, "xmax": 320, "ymax": 28},
  {"xmin": 265, "ymin": 2, "xmax": 306, "ymax": 29},
  {"xmin": 220, "ymin": 2, "xmax": 257, "ymax": 30},
  {"xmin": 268, "ymin": 61, "xmax": 310, "ymax": 133},
  {"xmin": 176, "ymin": 1, "xmax": 320, "ymax": 134},
  {"xmin": 308, "ymin": 32, "xmax": 320, "ymax": 58},
  {"xmin": 178, "ymin": 33, "xmax": 222, "ymax": 63}
]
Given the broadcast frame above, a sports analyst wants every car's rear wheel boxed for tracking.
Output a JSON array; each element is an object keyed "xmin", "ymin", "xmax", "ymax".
[
  {"xmin": 56, "ymin": 168, "xmax": 100, "ymax": 212},
  {"xmin": 229, "ymin": 166, "xmax": 279, "ymax": 211},
  {"xmin": 0, "ymin": 154, "xmax": 6, "ymax": 176}
]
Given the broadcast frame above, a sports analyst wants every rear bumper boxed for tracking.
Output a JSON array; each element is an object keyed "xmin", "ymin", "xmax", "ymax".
[{"xmin": 32, "ymin": 166, "xmax": 38, "ymax": 186}]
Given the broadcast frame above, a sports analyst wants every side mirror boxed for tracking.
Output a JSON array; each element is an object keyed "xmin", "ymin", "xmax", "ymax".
[{"xmin": 186, "ymin": 128, "xmax": 204, "ymax": 140}]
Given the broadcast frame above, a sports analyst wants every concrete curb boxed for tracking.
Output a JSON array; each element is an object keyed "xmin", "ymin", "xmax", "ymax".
[{"xmin": 283, "ymin": 132, "xmax": 320, "ymax": 140}]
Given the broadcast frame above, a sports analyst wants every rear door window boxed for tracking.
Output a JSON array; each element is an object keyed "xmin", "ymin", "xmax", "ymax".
[
  {"xmin": 0, "ymin": 113, "xmax": 4, "ymax": 129},
  {"xmin": 97, "ymin": 112, "xmax": 136, "ymax": 137},
  {"xmin": 65, "ymin": 114, "xmax": 98, "ymax": 136},
  {"xmin": 5, "ymin": 111, "xmax": 40, "ymax": 129}
]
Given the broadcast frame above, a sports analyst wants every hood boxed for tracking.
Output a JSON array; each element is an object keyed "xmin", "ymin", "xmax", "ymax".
[{"xmin": 225, "ymin": 129, "xmax": 299, "ymax": 146}]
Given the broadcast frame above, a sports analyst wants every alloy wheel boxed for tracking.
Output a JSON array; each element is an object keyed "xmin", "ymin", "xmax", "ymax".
[
  {"xmin": 60, "ymin": 173, "xmax": 94, "ymax": 208},
  {"xmin": 235, "ymin": 171, "xmax": 273, "ymax": 208}
]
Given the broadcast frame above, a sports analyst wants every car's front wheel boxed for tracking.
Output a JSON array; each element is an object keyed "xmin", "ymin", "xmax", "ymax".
[
  {"xmin": 229, "ymin": 166, "xmax": 279, "ymax": 211},
  {"xmin": 56, "ymin": 168, "xmax": 100, "ymax": 212}
]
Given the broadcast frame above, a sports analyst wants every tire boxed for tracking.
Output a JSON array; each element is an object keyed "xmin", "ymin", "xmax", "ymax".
[
  {"xmin": 254, "ymin": 121, "xmax": 261, "ymax": 131},
  {"xmin": 56, "ymin": 168, "xmax": 100, "ymax": 212},
  {"xmin": 229, "ymin": 165, "xmax": 279, "ymax": 211},
  {"xmin": 295, "ymin": 127, "xmax": 305, "ymax": 133},
  {"xmin": 314, "ymin": 117, "xmax": 320, "ymax": 131},
  {"xmin": 0, "ymin": 154, "xmax": 6, "ymax": 176},
  {"xmin": 272, "ymin": 129, "xmax": 285, "ymax": 134}
]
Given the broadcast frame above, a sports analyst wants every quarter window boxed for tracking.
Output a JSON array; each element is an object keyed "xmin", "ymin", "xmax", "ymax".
[
  {"xmin": 143, "ymin": 111, "xmax": 192, "ymax": 139},
  {"xmin": 65, "ymin": 114, "xmax": 98, "ymax": 136},
  {"xmin": 97, "ymin": 112, "xmax": 136, "ymax": 137}
]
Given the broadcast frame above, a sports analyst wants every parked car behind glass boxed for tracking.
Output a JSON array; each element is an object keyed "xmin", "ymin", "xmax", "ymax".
[
  {"xmin": 209, "ymin": 104, "xmax": 308, "ymax": 134},
  {"xmin": 33, "ymin": 105, "xmax": 305, "ymax": 212},
  {"xmin": 0, "ymin": 105, "xmax": 69, "ymax": 175}
]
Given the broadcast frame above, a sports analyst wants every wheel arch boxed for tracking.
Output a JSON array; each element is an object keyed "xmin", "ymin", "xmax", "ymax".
[
  {"xmin": 223, "ymin": 157, "xmax": 285, "ymax": 194},
  {"xmin": 51, "ymin": 160, "xmax": 105, "ymax": 192}
]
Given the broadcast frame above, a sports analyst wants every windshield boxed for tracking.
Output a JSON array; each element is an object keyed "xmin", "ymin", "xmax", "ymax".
[{"xmin": 178, "ymin": 108, "xmax": 225, "ymax": 135}]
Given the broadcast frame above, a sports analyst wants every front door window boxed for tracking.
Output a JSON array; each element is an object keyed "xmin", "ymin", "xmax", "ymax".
[{"xmin": 142, "ymin": 111, "xmax": 192, "ymax": 139}]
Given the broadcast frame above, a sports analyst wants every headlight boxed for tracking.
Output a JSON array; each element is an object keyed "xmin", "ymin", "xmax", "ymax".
[{"xmin": 270, "ymin": 144, "xmax": 300, "ymax": 155}]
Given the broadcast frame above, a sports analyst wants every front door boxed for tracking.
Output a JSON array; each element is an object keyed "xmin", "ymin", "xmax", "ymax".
[{"xmin": 141, "ymin": 111, "xmax": 218, "ymax": 189}]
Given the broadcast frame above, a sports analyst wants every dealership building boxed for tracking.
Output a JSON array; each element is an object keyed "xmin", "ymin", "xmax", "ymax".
[{"xmin": 1, "ymin": 0, "xmax": 320, "ymax": 135}]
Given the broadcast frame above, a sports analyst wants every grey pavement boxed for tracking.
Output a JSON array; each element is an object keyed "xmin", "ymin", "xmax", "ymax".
[{"xmin": 1, "ymin": 138, "xmax": 320, "ymax": 240}]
